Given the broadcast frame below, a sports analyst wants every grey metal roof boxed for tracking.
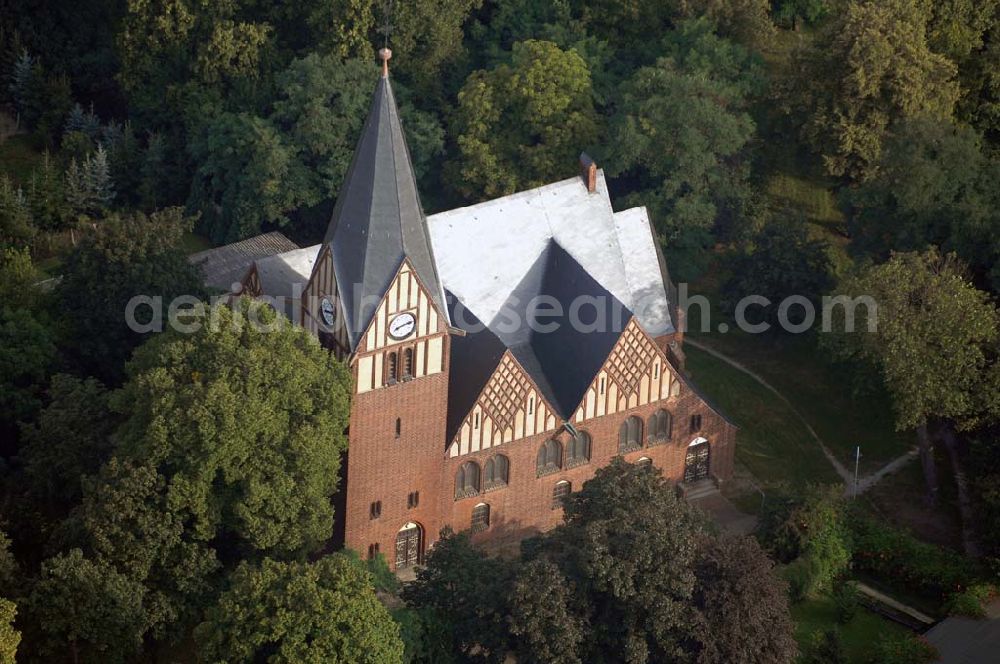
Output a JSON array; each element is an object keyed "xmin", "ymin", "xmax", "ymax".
[
  {"xmin": 188, "ymin": 232, "xmax": 299, "ymax": 292},
  {"xmin": 446, "ymin": 241, "xmax": 632, "ymax": 434},
  {"xmin": 254, "ymin": 244, "xmax": 320, "ymax": 320},
  {"xmin": 323, "ymin": 72, "xmax": 447, "ymax": 350},
  {"xmin": 426, "ymin": 171, "xmax": 674, "ymax": 339}
]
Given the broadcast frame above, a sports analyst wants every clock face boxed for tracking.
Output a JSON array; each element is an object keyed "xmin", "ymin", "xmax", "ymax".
[
  {"xmin": 320, "ymin": 298, "xmax": 336, "ymax": 326},
  {"xmin": 388, "ymin": 312, "xmax": 416, "ymax": 340}
]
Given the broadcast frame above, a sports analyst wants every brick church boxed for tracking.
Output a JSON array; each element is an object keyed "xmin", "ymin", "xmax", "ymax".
[{"xmin": 193, "ymin": 50, "xmax": 736, "ymax": 570}]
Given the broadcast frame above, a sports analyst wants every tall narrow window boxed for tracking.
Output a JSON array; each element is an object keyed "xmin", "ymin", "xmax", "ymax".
[
  {"xmin": 369, "ymin": 501, "xmax": 382, "ymax": 519},
  {"xmin": 528, "ymin": 397, "xmax": 534, "ymax": 415},
  {"xmin": 395, "ymin": 417, "xmax": 401, "ymax": 438},
  {"xmin": 387, "ymin": 352, "xmax": 398, "ymax": 383},
  {"xmin": 567, "ymin": 431, "xmax": 591, "ymax": 467},
  {"xmin": 368, "ymin": 543, "xmax": 380, "ymax": 559},
  {"xmin": 552, "ymin": 481, "xmax": 571, "ymax": 509},
  {"xmin": 407, "ymin": 491, "xmax": 419, "ymax": 509},
  {"xmin": 471, "ymin": 503, "xmax": 491, "ymax": 532},
  {"xmin": 455, "ymin": 461, "xmax": 481, "ymax": 499},
  {"xmin": 474, "ymin": 412, "xmax": 480, "ymax": 429},
  {"xmin": 403, "ymin": 347, "xmax": 414, "ymax": 378},
  {"xmin": 599, "ymin": 377, "xmax": 606, "ymax": 395},
  {"xmin": 536, "ymin": 439, "xmax": 562, "ymax": 476},
  {"xmin": 484, "ymin": 455, "xmax": 509, "ymax": 489},
  {"xmin": 690, "ymin": 414, "xmax": 702, "ymax": 433},
  {"xmin": 619, "ymin": 416, "xmax": 643, "ymax": 453}
]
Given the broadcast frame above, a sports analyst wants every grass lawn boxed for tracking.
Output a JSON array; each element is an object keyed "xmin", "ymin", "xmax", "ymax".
[
  {"xmin": 791, "ymin": 592, "xmax": 910, "ymax": 661},
  {"xmin": 0, "ymin": 133, "xmax": 46, "ymax": 184},
  {"xmin": 688, "ymin": 330, "xmax": 912, "ymax": 475},
  {"xmin": 685, "ymin": 344, "xmax": 839, "ymax": 487}
]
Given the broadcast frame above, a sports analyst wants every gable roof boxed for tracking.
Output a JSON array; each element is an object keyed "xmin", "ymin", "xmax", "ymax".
[
  {"xmin": 253, "ymin": 244, "xmax": 321, "ymax": 320},
  {"xmin": 427, "ymin": 171, "xmax": 674, "ymax": 339},
  {"xmin": 189, "ymin": 231, "xmax": 299, "ymax": 292},
  {"xmin": 446, "ymin": 240, "xmax": 631, "ymax": 438},
  {"xmin": 322, "ymin": 71, "xmax": 447, "ymax": 350}
]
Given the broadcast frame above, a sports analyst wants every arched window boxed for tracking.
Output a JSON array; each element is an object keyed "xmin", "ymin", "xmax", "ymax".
[
  {"xmin": 636, "ymin": 456, "xmax": 653, "ymax": 468},
  {"xmin": 387, "ymin": 352, "xmax": 398, "ymax": 383},
  {"xmin": 567, "ymin": 430, "xmax": 591, "ymax": 467},
  {"xmin": 647, "ymin": 409, "xmax": 672, "ymax": 445},
  {"xmin": 484, "ymin": 455, "xmax": 509, "ymax": 490},
  {"xmin": 471, "ymin": 503, "xmax": 490, "ymax": 532},
  {"xmin": 536, "ymin": 439, "xmax": 562, "ymax": 476},
  {"xmin": 552, "ymin": 480, "xmax": 571, "ymax": 509},
  {"xmin": 455, "ymin": 461, "xmax": 480, "ymax": 499},
  {"xmin": 619, "ymin": 415, "xmax": 643, "ymax": 453},
  {"xmin": 403, "ymin": 347, "xmax": 414, "ymax": 378}
]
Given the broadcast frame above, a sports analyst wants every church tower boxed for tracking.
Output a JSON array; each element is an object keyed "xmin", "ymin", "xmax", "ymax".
[{"xmin": 303, "ymin": 49, "xmax": 451, "ymax": 568}]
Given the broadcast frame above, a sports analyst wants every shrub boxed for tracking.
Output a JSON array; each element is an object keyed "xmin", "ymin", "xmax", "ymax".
[
  {"xmin": 850, "ymin": 514, "xmax": 977, "ymax": 600},
  {"xmin": 867, "ymin": 633, "xmax": 938, "ymax": 664},
  {"xmin": 833, "ymin": 581, "xmax": 859, "ymax": 623},
  {"xmin": 946, "ymin": 584, "xmax": 996, "ymax": 618},
  {"xmin": 801, "ymin": 629, "xmax": 847, "ymax": 664}
]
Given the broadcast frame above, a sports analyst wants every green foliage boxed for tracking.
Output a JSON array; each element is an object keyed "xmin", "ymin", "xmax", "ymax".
[
  {"xmin": 772, "ymin": 0, "xmax": 829, "ymax": 28},
  {"xmin": 800, "ymin": 629, "xmax": 847, "ymax": 664},
  {"xmin": 65, "ymin": 143, "xmax": 115, "ymax": 219},
  {"xmin": 0, "ymin": 529, "xmax": 17, "ymax": 595},
  {"xmin": 958, "ymin": 34, "xmax": 1000, "ymax": 143},
  {"xmin": 16, "ymin": 60, "xmax": 73, "ymax": 146},
  {"xmin": 391, "ymin": 0, "xmax": 484, "ymax": 92},
  {"xmin": 926, "ymin": 0, "xmax": 999, "ymax": 62},
  {"xmin": 608, "ymin": 19, "xmax": 763, "ymax": 278},
  {"xmin": 0, "ymin": 598, "xmax": 18, "ymax": 664},
  {"xmin": 27, "ymin": 152, "xmax": 71, "ymax": 232},
  {"xmin": 690, "ymin": 536, "xmax": 799, "ymax": 663},
  {"xmin": 945, "ymin": 583, "xmax": 996, "ymax": 617},
  {"xmin": 823, "ymin": 249, "xmax": 1000, "ymax": 432},
  {"xmin": 401, "ymin": 530, "xmax": 512, "ymax": 662},
  {"xmin": 794, "ymin": 0, "xmax": 959, "ymax": 180},
  {"xmin": 195, "ymin": 555, "xmax": 404, "ymax": 664},
  {"xmin": 757, "ymin": 485, "xmax": 851, "ymax": 599},
  {"xmin": 25, "ymin": 548, "xmax": 148, "ymax": 664},
  {"xmin": 866, "ymin": 633, "xmax": 938, "ymax": 664},
  {"xmin": 20, "ymin": 374, "xmax": 117, "ymax": 511},
  {"xmin": 850, "ymin": 513, "xmax": 977, "ymax": 598},
  {"xmin": 847, "ymin": 117, "xmax": 1000, "ymax": 290},
  {"xmin": 392, "ymin": 607, "xmax": 458, "ymax": 664},
  {"xmin": 55, "ymin": 207, "xmax": 205, "ymax": 383},
  {"xmin": 509, "ymin": 559, "xmax": 585, "ymax": 664},
  {"xmin": 448, "ymin": 39, "xmax": 599, "ymax": 200},
  {"xmin": 0, "ymin": 304, "xmax": 57, "ymax": 444},
  {"xmin": 721, "ymin": 217, "xmax": 834, "ymax": 329},
  {"xmin": 0, "ymin": 174, "xmax": 34, "ymax": 250},
  {"xmin": 833, "ymin": 582, "xmax": 859, "ymax": 623}
]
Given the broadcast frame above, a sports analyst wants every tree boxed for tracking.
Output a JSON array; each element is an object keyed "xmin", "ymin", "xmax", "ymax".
[
  {"xmin": 509, "ymin": 559, "xmax": 585, "ymax": 664},
  {"xmin": 847, "ymin": 117, "xmax": 1000, "ymax": 289},
  {"xmin": 823, "ymin": 250, "xmax": 1000, "ymax": 501},
  {"xmin": 0, "ymin": 305, "xmax": 57, "ymax": 451},
  {"xmin": 926, "ymin": 0, "xmax": 998, "ymax": 62},
  {"xmin": 0, "ymin": 174, "xmax": 34, "ymax": 250},
  {"xmin": 690, "ymin": 537, "xmax": 798, "ymax": 663},
  {"xmin": 721, "ymin": 218, "xmax": 834, "ymax": 330},
  {"xmin": 401, "ymin": 530, "xmax": 512, "ymax": 663},
  {"xmin": 110, "ymin": 300, "xmax": 352, "ymax": 557},
  {"xmin": 27, "ymin": 152, "xmax": 71, "ymax": 232},
  {"xmin": 25, "ymin": 549, "xmax": 147, "ymax": 664},
  {"xmin": 772, "ymin": 0, "xmax": 829, "ymax": 30},
  {"xmin": 608, "ymin": 19, "xmax": 763, "ymax": 277},
  {"xmin": 391, "ymin": 0, "xmax": 484, "ymax": 93},
  {"xmin": 794, "ymin": 0, "xmax": 959, "ymax": 180},
  {"xmin": 195, "ymin": 555, "xmax": 404, "ymax": 664},
  {"xmin": 447, "ymin": 40, "xmax": 599, "ymax": 200},
  {"xmin": 0, "ymin": 599, "xmax": 18, "ymax": 664},
  {"xmin": 19, "ymin": 374, "xmax": 117, "ymax": 512},
  {"xmin": 55, "ymin": 207, "xmax": 205, "ymax": 383}
]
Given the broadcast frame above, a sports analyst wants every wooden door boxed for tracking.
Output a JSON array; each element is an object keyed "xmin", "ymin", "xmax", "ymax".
[
  {"xmin": 684, "ymin": 442, "xmax": 710, "ymax": 482},
  {"xmin": 395, "ymin": 524, "xmax": 421, "ymax": 568}
]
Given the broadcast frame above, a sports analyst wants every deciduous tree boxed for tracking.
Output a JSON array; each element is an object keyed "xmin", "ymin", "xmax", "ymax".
[{"xmin": 195, "ymin": 555, "xmax": 404, "ymax": 664}]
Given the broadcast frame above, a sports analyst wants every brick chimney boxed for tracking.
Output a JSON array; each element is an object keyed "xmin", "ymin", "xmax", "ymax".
[{"xmin": 579, "ymin": 152, "xmax": 597, "ymax": 193}]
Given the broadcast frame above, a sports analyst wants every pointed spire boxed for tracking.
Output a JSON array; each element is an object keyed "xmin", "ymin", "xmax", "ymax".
[{"xmin": 322, "ymin": 53, "xmax": 448, "ymax": 350}]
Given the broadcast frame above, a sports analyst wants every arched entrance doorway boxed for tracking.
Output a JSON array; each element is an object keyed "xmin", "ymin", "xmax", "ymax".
[
  {"xmin": 684, "ymin": 437, "xmax": 710, "ymax": 482},
  {"xmin": 395, "ymin": 522, "xmax": 423, "ymax": 569}
]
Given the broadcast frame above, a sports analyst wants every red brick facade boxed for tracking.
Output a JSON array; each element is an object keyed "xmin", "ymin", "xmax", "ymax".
[{"xmin": 341, "ymin": 330, "xmax": 736, "ymax": 569}]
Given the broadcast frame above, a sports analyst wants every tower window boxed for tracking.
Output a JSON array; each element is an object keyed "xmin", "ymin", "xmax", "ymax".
[
  {"xmin": 369, "ymin": 500, "xmax": 382, "ymax": 520},
  {"xmin": 690, "ymin": 414, "xmax": 702, "ymax": 433},
  {"xmin": 386, "ymin": 352, "xmax": 398, "ymax": 383},
  {"xmin": 403, "ymin": 347, "xmax": 414, "ymax": 379},
  {"xmin": 367, "ymin": 543, "xmax": 380, "ymax": 559},
  {"xmin": 407, "ymin": 491, "xmax": 420, "ymax": 509},
  {"xmin": 395, "ymin": 417, "xmax": 401, "ymax": 438}
]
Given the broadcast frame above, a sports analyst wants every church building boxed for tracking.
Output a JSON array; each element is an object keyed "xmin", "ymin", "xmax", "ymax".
[{"xmin": 193, "ymin": 50, "xmax": 737, "ymax": 570}]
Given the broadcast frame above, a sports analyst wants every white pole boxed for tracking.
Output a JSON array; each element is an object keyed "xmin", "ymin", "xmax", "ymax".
[{"xmin": 854, "ymin": 446, "xmax": 861, "ymax": 497}]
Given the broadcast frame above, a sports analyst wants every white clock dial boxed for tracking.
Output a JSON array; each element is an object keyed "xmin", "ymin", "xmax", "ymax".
[
  {"xmin": 320, "ymin": 297, "xmax": 336, "ymax": 326},
  {"xmin": 388, "ymin": 312, "xmax": 416, "ymax": 340}
]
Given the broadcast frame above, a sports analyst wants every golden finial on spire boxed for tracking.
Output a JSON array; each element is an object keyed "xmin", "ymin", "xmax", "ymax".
[{"xmin": 378, "ymin": 47, "xmax": 392, "ymax": 78}]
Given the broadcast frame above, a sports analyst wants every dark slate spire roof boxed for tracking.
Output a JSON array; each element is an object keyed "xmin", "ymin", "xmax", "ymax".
[{"xmin": 323, "ymin": 62, "xmax": 447, "ymax": 349}]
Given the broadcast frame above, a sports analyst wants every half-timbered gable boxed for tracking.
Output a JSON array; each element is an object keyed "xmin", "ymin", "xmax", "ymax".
[
  {"xmin": 302, "ymin": 244, "xmax": 351, "ymax": 355},
  {"xmin": 354, "ymin": 258, "xmax": 448, "ymax": 394},
  {"xmin": 573, "ymin": 317, "xmax": 681, "ymax": 424},
  {"xmin": 240, "ymin": 263, "xmax": 261, "ymax": 297},
  {"xmin": 448, "ymin": 351, "xmax": 560, "ymax": 458}
]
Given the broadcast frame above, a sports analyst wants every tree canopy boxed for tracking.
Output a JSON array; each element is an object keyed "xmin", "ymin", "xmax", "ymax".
[{"xmin": 195, "ymin": 555, "xmax": 404, "ymax": 664}]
